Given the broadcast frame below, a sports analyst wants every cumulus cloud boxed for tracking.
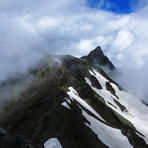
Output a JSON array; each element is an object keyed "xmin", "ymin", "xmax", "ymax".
[
  {"xmin": 0, "ymin": 0, "xmax": 148, "ymax": 101},
  {"xmin": 111, "ymin": 30, "xmax": 133, "ymax": 52}
]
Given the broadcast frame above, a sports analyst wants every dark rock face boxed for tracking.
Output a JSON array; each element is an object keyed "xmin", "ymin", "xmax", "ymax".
[
  {"xmin": 0, "ymin": 126, "xmax": 35, "ymax": 148},
  {"xmin": 81, "ymin": 46, "xmax": 121, "ymax": 78}
]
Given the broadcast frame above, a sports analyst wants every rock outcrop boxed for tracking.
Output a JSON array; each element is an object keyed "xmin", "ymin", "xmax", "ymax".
[{"xmin": 0, "ymin": 126, "xmax": 35, "ymax": 148}]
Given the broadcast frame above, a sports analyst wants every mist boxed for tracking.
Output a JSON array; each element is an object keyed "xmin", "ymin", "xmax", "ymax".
[{"xmin": 115, "ymin": 66, "xmax": 148, "ymax": 103}]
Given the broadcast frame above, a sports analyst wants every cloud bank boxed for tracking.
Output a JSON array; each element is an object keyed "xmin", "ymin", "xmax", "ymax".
[{"xmin": 0, "ymin": 0, "xmax": 148, "ymax": 101}]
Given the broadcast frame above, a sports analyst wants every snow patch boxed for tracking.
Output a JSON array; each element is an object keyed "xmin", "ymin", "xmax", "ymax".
[
  {"xmin": 55, "ymin": 58, "xmax": 61, "ymax": 64},
  {"xmin": 68, "ymin": 87, "xmax": 106, "ymax": 122},
  {"xmin": 44, "ymin": 138, "xmax": 63, "ymax": 148},
  {"xmin": 62, "ymin": 102, "xmax": 70, "ymax": 109},
  {"xmin": 65, "ymin": 97, "xmax": 71, "ymax": 104}
]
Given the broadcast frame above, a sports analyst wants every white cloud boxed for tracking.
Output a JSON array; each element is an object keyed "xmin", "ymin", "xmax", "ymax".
[
  {"xmin": 0, "ymin": 0, "xmax": 148, "ymax": 101},
  {"xmin": 111, "ymin": 30, "xmax": 133, "ymax": 52}
]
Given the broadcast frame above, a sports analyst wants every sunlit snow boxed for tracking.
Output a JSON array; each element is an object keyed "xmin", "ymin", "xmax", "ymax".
[
  {"xmin": 86, "ymin": 68, "xmax": 148, "ymax": 144},
  {"xmin": 67, "ymin": 87, "xmax": 133, "ymax": 148},
  {"xmin": 83, "ymin": 110, "xmax": 132, "ymax": 148},
  {"xmin": 67, "ymin": 87, "xmax": 106, "ymax": 122}
]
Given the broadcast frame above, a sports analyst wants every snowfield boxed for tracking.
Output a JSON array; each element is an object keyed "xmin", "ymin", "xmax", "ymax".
[
  {"xmin": 83, "ymin": 111, "xmax": 133, "ymax": 148},
  {"xmin": 86, "ymin": 68, "xmax": 148, "ymax": 144},
  {"xmin": 67, "ymin": 87, "xmax": 133, "ymax": 148}
]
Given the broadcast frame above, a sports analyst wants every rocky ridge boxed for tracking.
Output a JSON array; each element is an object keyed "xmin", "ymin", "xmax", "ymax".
[{"xmin": 0, "ymin": 47, "xmax": 148, "ymax": 148}]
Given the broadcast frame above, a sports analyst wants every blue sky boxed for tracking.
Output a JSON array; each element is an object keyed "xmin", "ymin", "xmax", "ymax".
[{"xmin": 87, "ymin": 0, "xmax": 139, "ymax": 13}]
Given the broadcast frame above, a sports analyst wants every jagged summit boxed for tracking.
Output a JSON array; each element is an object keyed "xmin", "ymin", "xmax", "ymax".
[
  {"xmin": 81, "ymin": 46, "xmax": 121, "ymax": 78},
  {"xmin": 86, "ymin": 46, "xmax": 105, "ymax": 61},
  {"xmin": 81, "ymin": 46, "xmax": 111, "ymax": 66}
]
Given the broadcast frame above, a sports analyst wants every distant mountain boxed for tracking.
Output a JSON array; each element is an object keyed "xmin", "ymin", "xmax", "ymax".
[
  {"xmin": 81, "ymin": 46, "xmax": 122, "ymax": 78},
  {"xmin": 0, "ymin": 47, "xmax": 148, "ymax": 148}
]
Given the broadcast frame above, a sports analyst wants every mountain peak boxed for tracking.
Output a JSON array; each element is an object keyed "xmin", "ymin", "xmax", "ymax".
[
  {"xmin": 81, "ymin": 46, "xmax": 121, "ymax": 78},
  {"xmin": 90, "ymin": 46, "xmax": 104, "ymax": 56},
  {"xmin": 87, "ymin": 46, "xmax": 106, "ymax": 65}
]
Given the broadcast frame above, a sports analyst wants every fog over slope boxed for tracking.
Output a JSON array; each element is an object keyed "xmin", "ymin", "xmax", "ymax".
[
  {"xmin": 0, "ymin": 0, "xmax": 148, "ymax": 101},
  {"xmin": 115, "ymin": 67, "xmax": 148, "ymax": 102}
]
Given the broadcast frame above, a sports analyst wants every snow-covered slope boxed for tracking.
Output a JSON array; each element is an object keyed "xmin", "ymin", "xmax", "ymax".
[
  {"xmin": 67, "ymin": 87, "xmax": 133, "ymax": 148},
  {"xmin": 84, "ymin": 68, "xmax": 148, "ymax": 144}
]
